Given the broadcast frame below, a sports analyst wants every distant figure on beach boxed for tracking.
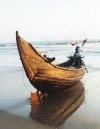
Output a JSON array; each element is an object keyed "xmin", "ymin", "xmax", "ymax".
[{"xmin": 44, "ymin": 55, "xmax": 55, "ymax": 63}]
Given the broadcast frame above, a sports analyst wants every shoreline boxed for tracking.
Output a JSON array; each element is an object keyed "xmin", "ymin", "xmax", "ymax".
[{"xmin": 0, "ymin": 67, "xmax": 100, "ymax": 129}]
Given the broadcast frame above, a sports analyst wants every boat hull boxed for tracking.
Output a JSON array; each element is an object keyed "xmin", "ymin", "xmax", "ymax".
[
  {"xmin": 31, "ymin": 77, "xmax": 82, "ymax": 94},
  {"xmin": 16, "ymin": 31, "xmax": 85, "ymax": 94}
]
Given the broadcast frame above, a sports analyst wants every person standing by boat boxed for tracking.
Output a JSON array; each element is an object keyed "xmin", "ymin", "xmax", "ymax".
[
  {"xmin": 72, "ymin": 45, "xmax": 85, "ymax": 68},
  {"xmin": 75, "ymin": 46, "xmax": 80, "ymax": 54}
]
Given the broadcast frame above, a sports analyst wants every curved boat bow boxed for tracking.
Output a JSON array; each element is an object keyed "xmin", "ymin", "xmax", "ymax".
[{"xmin": 16, "ymin": 31, "xmax": 85, "ymax": 93}]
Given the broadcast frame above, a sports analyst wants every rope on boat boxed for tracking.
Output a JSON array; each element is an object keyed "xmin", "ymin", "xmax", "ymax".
[{"xmin": 22, "ymin": 68, "xmax": 36, "ymax": 93}]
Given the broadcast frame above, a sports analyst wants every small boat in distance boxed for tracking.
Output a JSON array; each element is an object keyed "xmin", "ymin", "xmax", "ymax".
[{"xmin": 16, "ymin": 31, "xmax": 85, "ymax": 94}]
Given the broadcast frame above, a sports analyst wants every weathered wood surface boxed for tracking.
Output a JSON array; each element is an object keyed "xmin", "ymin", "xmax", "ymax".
[{"xmin": 16, "ymin": 31, "xmax": 85, "ymax": 93}]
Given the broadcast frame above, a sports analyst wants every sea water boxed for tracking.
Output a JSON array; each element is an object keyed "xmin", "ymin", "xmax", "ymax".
[{"xmin": 0, "ymin": 40, "xmax": 100, "ymax": 71}]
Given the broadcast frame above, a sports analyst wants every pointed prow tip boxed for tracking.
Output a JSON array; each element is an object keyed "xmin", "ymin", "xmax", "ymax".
[
  {"xmin": 16, "ymin": 31, "xmax": 19, "ymax": 37},
  {"xmin": 16, "ymin": 31, "xmax": 19, "ymax": 45}
]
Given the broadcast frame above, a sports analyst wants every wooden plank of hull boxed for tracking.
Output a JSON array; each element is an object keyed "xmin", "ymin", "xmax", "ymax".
[
  {"xmin": 16, "ymin": 31, "xmax": 85, "ymax": 93},
  {"xmin": 32, "ymin": 75, "xmax": 83, "ymax": 93}
]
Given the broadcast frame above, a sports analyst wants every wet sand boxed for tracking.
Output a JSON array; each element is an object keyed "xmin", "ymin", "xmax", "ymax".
[{"xmin": 0, "ymin": 68, "xmax": 100, "ymax": 129}]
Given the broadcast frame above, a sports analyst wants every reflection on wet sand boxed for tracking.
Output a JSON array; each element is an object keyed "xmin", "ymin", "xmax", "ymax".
[{"xmin": 30, "ymin": 81, "xmax": 85, "ymax": 127}]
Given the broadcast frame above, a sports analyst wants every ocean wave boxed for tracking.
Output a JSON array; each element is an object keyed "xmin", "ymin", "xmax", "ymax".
[
  {"xmin": 83, "ymin": 50, "xmax": 100, "ymax": 54},
  {"xmin": 0, "ymin": 44, "xmax": 6, "ymax": 47},
  {"xmin": 0, "ymin": 41, "xmax": 100, "ymax": 70},
  {"xmin": 0, "ymin": 43, "xmax": 16, "ymax": 48}
]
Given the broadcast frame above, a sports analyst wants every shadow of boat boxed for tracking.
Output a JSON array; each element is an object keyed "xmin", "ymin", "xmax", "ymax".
[{"xmin": 30, "ymin": 81, "xmax": 85, "ymax": 127}]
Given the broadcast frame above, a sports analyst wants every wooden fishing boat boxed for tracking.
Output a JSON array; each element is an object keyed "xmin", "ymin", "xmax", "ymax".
[{"xmin": 16, "ymin": 31, "xmax": 85, "ymax": 94}]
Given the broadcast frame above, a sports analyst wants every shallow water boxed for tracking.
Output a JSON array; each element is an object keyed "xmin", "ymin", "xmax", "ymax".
[{"xmin": 0, "ymin": 68, "xmax": 100, "ymax": 129}]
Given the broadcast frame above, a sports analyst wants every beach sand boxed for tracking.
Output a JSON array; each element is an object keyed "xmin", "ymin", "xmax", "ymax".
[{"xmin": 0, "ymin": 67, "xmax": 100, "ymax": 129}]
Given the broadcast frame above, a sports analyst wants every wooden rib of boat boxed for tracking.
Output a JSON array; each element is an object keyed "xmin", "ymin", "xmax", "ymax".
[{"xmin": 16, "ymin": 31, "xmax": 85, "ymax": 94}]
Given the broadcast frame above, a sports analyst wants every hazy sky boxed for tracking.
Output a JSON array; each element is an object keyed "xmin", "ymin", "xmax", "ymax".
[{"xmin": 0, "ymin": 0, "xmax": 100, "ymax": 43}]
